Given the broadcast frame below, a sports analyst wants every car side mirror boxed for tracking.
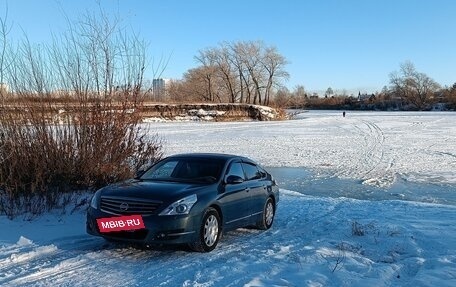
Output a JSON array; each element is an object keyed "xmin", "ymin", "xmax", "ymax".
[{"xmin": 225, "ymin": 175, "xmax": 244, "ymax": 184}]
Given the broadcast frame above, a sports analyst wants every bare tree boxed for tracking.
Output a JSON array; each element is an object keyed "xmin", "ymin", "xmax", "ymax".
[
  {"xmin": 191, "ymin": 41, "xmax": 289, "ymax": 105},
  {"xmin": 228, "ymin": 42, "xmax": 249, "ymax": 103},
  {"xmin": 389, "ymin": 61, "xmax": 440, "ymax": 110},
  {"xmin": 291, "ymin": 85, "xmax": 307, "ymax": 108},
  {"xmin": 261, "ymin": 46, "xmax": 289, "ymax": 105},
  {"xmin": 0, "ymin": 4, "xmax": 12, "ymax": 101},
  {"xmin": 196, "ymin": 46, "xmax": 240, "ymax": 103},
  {"xmin": 443, "ymin": 82, "xmax": 456, "ymax": 109},
  {"xmin": 239, "ymin": 41, "xmax": 264, "ymax": 105},
  {"xmin": 325, "ymin": 87, "xmax": 334, "ymax": 98},
  {"xmin": 180, "ymin": 66, "xmax": 223, "ymax": 102},
  {"xmin": 0, "ymin": 9, "xmax": 162, "ymax": 217},
  {"xmin": 272, "ymin": 87, "xmax": 291, "ymax": 108}
]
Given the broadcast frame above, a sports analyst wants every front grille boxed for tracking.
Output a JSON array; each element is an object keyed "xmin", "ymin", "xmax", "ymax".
[
  {"xmin": 100, "ymin": 196, "xmax": 162, "ymax": 215},
  {"xmin": 106, "ymin": 229, "xmax": 149, "ymax": 240}
]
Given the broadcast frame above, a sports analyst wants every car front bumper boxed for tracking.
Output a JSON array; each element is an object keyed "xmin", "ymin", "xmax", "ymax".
[{"xmin": 86, "ymin": 207, "xmax": 201, "ymax": 245}]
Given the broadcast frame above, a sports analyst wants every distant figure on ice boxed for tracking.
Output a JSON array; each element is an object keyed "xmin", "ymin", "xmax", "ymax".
[{"xmin": 343, "ymin": 111, "xmax": 346, "ymax": 117}]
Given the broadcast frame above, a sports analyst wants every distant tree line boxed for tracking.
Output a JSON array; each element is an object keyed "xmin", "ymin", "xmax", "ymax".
[
  {"xmin": 2, "ymin": 14, "xmax": 454, "ymax": 112},
  {"xmin": 158, "ymin": 56, "xmax": 454, "ymax": 111},
  {"xmin": 269, "ymin": 61, "xmax": 455, "ymax": 111}
]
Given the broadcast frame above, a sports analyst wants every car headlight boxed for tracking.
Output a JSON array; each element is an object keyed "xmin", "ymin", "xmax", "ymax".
[
  {"xmin": 159, "ymin": 194, "xmax": 197, "ymax": 216},
  {"xmin": 90, "ymin": 190, "xmax": 102, "ymax": 209}
]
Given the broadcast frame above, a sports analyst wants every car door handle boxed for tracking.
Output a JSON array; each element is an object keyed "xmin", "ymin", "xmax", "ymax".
[{"xmin": 244, "ymin": 188, "xmax": 250, "ymax": 192}]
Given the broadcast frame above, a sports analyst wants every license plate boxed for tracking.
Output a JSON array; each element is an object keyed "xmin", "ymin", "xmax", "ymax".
[{"xmin": 97, "ymin": 215, "xmax": 145, "ymax": 233}]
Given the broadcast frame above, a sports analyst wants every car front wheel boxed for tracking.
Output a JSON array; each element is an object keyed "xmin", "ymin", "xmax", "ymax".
[
  {"xmin": 257, "ymin": 197, "xmax": 275, "ymax": 230},
  {"xmin": 189, "ymin": 207, "xmax": 221, "ymax": 252}
]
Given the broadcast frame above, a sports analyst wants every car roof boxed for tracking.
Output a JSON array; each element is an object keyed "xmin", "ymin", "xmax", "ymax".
[{"xmin": 166, "ymin": 153, "xmax": 249, "ymax": 162}]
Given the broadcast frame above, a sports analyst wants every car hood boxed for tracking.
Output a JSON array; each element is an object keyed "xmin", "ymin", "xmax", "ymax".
[{"xmin": 99, "ymin": 179, "xmax": 211, "ymax": 202}]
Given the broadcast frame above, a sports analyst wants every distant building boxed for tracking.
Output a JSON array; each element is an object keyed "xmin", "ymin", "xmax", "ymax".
[{"xmin": 152, "ymin": 78, "xmax": 170, "ymax": 101}]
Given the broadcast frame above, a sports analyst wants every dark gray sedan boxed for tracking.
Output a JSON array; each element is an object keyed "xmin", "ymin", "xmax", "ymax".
[{"xmin": 87, "ymin": 153, "xmax": 279, "ymax": 252}]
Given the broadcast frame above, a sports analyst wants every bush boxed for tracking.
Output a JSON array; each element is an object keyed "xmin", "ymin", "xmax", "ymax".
[
  {"xmin": 0, "ymin": 97, "xmax": 162, "ymax": 218},
  {"xmin": 0, "ymin": 10, "xmax": 162, "ymax": 218}
]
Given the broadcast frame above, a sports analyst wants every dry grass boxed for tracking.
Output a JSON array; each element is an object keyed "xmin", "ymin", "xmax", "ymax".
[{"xmin": 0, "ymin": 95, "xmax": 162, "ymax": 218}]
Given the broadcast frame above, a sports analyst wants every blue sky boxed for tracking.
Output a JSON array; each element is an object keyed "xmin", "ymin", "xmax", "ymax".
[{"xmin": 2, "ymin": 0, "xmax": 455, "ymax": 94}]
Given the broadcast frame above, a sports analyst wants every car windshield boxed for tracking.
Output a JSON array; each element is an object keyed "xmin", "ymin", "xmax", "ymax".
[{"xmin": 140, "ymin": 158, "xmax": 225, "ymax": 183}]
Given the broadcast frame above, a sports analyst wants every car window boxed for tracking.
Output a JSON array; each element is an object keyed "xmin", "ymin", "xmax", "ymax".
[
  {"xmin": 257, "ymin": 166, "xmax": 268, "ymax": 178},
  {"xmin": 226, "ymin": 162, "xmax": 245, "ymax": 179},
  {"xmin": 242, "ymin": 162, "xmax": 262, "ymax": 181},
  {"xmin": 173, "ymin": 160, "xmax": 222, "ymax": 179},
  {"xmin": 141, "ymin": 160, "xmax": 178, "ymax": 179},
  {"xmin": 141, "ymin": 158, "xmax": 224, "ymax": 183}
]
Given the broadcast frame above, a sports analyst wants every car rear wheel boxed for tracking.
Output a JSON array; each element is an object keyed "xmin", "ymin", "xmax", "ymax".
[
  {"xmin": 189, "ymin": 207, "xmax": 221, "ymax": 252},
  {"xmin": 257, "ymin": 197, "xmax": 275, "ymax": 230}
]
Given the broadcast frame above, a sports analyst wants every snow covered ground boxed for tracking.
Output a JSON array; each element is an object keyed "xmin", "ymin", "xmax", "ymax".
[{"xmin": 1, "ymin": 111, "xmax": 455, "ymax": 286}]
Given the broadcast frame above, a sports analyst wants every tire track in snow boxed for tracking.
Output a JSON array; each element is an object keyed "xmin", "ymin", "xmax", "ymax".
[
  {"xmin": 334, "ymin": 118, "xmax": 396, "ymax": 187},
  {"xmin": 2, "ymin": 194, "xmax": 456, "ymax": 286},
  {"xmin": 0, "ymin": 237, "xmax": 109, "ymax": 286},
  {"xmin": 0, "ymin": 199, "xmax": 319, "ymax": 287},
  {"xmin": 358, "ymin": 119, "xmax": 394, "ymax": 185}
]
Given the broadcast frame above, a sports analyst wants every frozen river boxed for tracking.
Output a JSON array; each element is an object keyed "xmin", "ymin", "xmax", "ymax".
[
  {"xmin": 268, "ymin": 166, "xmax": 456, "ymax": 205},
  {"xmin": 149, "ymin": 110, "xmax": 456, "ymax": 205}
]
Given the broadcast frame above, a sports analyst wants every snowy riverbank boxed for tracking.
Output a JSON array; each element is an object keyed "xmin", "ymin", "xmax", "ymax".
[{"xmin": 1, "ymin": 111, "xmax": 455, "ymax": 286}]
